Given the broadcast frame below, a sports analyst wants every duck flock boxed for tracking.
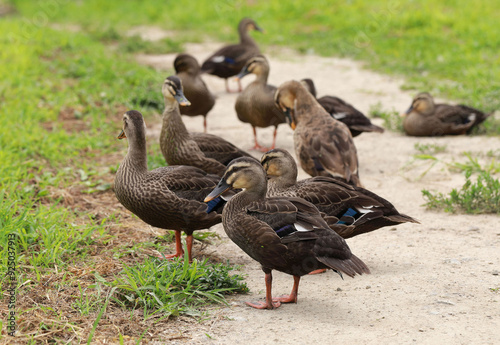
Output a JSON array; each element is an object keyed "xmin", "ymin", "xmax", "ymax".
[{"xmin": 114, "ymin": 18, "xmax": 492, "ymax": 310}]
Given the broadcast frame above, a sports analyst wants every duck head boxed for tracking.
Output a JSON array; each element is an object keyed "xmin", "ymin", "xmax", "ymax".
[
  {"xmin": 261, "ymin": 148, "xmax": 298, "ymax": 183},
  {"xmin": 117, "ymin": 110, "xmax": 147, "ymax": 142},
  {"xmin": 235, "ymin": 55, "xmax": 269, "ymax": 81},
  {"xmin": 173, "ymin": 54, "xmax": 201, "ymax": 75},
  {"xmin": 404, "ymin": 92, "xmax": 435, "ymax": 116},
  {"xmin": 205, "ymin": 158, "xmax": 267, "ymax": 201},
  {"xmin": 162, "ymin": 75, "xmax": 191, "ymax": 107}
]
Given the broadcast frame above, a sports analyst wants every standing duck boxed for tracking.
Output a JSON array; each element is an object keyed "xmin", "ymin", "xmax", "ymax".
[
  {"xmin": 160, "ymin": 76, "xmax": 254, "ymax": 176},
  {"xmin": 301, "ymin": 79, "xmax": 385, "ymax": 137},
  {"xmin": 114, "ymin": 110, "xmax": 225, "ymax": 262},
  {"xmin": 261, "ymin": 148, "xmax": 419, "ymax": 239},
  {"xmin": 235, "ymin": 55, "xmax": 286, "ymax": 151},
  {"xmin": 275, "ymin": 80, "xmax": 362, "ymax": 187},
  {"xmin": 205, "ymin": 158, "xmax": 370, "ymax": 309},
  {"xmin": 403, "ymin": 92, "xmax": 491, "ymax": 136},
  {"xmin": 201, "ymin": 18, "xmax": 263, "ymax": 93},
  {"xmin": 174, "ymin": 54, "xmax": 215, "ymax": 133}
]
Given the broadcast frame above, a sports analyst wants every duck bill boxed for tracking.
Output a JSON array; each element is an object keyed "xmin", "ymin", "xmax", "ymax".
[
  {"xmin": 235, "ymin": 66, "xmax": 251, "ymax": 81},
  {"xmin": 117, "ymin": 129, "xmax": 126, "ymax": 139},
  {"xmin": 254, "ymin": 24, "xmax": 264, "ymax": 33},
  {"xmin": 204, "ymin": 179, "xmax": 232, "ymax": 202},
  {"xmin": 174, "ymin": 89, "xmax": 191, "ymax": 107},
  {"xmin": 401, "ymin": 105, "xmax": 413, "ymax": 117},
  {"xmin": 284, "ymin": 108, "xmax": 296, "ymax": 130}
]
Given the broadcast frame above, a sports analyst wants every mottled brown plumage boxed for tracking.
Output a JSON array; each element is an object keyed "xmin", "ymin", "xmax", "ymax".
[
  {"xmin": 201, "ymin": 18, "xmax": 263, "ymax": 92},
  {"xmin": 235, "ymin": 55, "xmax": 286, "ymax": 151},
  {"xmin": 174, "ymin": 54, "xmax": 215, "ymax": 132},
  {"xmin": 275, "ymin": 80, "xmax": 362, "ymax": 187},
  {"xmin": 114, "ymin": 110, "xmax": 224, "ymax": 261},
  {"xmin": 403, "ymin": 92, "xmax": 491, "ymax": 136},
  {"xmin": 261, "ymin": 149, "xmax": 419, "ymax": 239},
  {"xmin": 205, "ymin": 158, "xmax": 369, "ymax": 309},
  {"xmin": 301, "ymin": 79, "xmax": 384, "ymax": 137},
  {"xmin": 160, "ymin": 76, "xmax": 253, "ymax": 176}
]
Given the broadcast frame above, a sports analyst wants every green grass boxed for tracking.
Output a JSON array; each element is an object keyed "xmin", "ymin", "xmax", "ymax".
[
  {"xmin": 422, "ymin": 170, "xmax": 500, "ymax": 214},
  {"xmin": 111, "ymin": 257, "xmax": 248, "ymax": 319},
  {"xmin": 10, "ymin": 0, "xmax": 500, "ymax": 119},
  {"xmin": 414, "ymin": 142, "xmax": 447, "ymax": 155},
  {"xmin": 0, "ymin": 15, "xmax": 246, "ymax": 342},
  {"xmin": 369, "ymin": 102, "xmax": 403, "ymax": 132}
]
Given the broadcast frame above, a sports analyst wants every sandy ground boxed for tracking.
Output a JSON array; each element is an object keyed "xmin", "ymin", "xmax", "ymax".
[{"xmin": 133, "ymin": 35, "xmax": 500, "ymax": 345}]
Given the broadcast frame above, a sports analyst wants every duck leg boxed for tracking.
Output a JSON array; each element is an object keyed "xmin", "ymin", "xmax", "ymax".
[
  {"xmin": 251, "ymin": 127, "xmax": 265, "ymax": 151},
  {"xmin": 162, "ymin": 230, "xmax": 184, "ymax": 259},
  {"xmin": 203, "ymin": 116, "xmax": 207, "ymax": 133},
  {"xmin": 251, "ymin": 127, "xmax": 274, "ymax": 152},
  {"xmin": 269, "ymin": 126, "xmax": 278, "ymax": 150},
  {"xmin": 273, "ymin": 275, "xmax": 300, "ymax": 303},
  {"xmin": 246, "ymin": 272, "xmax": 281, "ymax": 309},
  {"xmin": 237, "ymin": 78, "xmax": 242, "ymax": 92},
  {"xmin": 186, "ymin": 234, "xmax": 194, "ymax": 263}
]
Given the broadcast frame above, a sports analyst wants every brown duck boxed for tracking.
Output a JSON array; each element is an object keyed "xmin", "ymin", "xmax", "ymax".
[
  {"xmin": 205, "ymin": 158, "xmax": 370, "ymax": 309},
  {"xmin": 403, "ymin": 92, "xmax": 491, "ymax": 136},
  {"xmin": 301, "ymin": 78, "xmax": 385, "ymax": 137},
  {"xmin": 235, "ymin": 55, "xmax": 286, "ymax": 151},
  {"xmin": 201, "ymin": 18, "xmax": 263, "ymax": 93},
  {"xmin": 261, "ymin": 148, "xmax": 419, "ymax": 239},
  {"xmin": 160, "ymin": 76, "xmax": 254, "ymax": 176},
  {"xmin": 275, "ymin": 80, "xmax": 362, "ymax": 187},
  {"xmin": 174, "ymin": 54, "xmax": 215, "ymax": 133},
  {"xmin": 114, "ymin": 110, "xmax": 226, "ymax": 262}
]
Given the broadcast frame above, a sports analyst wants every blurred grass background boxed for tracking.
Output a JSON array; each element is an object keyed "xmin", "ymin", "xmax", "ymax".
[{"xmin": 10, "ymin": 0, "xmax": 500, "ymax": 111}]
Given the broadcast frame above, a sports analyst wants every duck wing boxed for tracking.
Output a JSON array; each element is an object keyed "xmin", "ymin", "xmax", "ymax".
[{"xmin": 190, "ymin": 132, "xmax": 255, "ymax": 165}]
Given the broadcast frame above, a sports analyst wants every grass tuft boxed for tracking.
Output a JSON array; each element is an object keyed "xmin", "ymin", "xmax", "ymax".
[
  {"xmin": 111, "ymin": 257, "xmax": 248, "ymax": 319},
  {"xmin": 369, "ymin": 103, "xmax": 403, "ymax": 132},
  {"xmin": 422, "ymin": 170, "xmax": 500, "ymax": 214}
]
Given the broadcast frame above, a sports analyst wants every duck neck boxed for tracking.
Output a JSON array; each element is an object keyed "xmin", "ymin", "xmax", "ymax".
[
  {"xmin": 121, "ymin": 132, "xmax": 148, "ymax": 175},
  {"xmin": 294, "ymin": 88, "xmax": 319, "ymax": 122},
  {"xmin": 254, "ymin": 70, "xmax": 269, "ymax": 84},
  {"xmin": 161, "ymin": 98, "xmax": 190, "ymax": 142},
  {"xmin": 239, "ymin": 25, "xmax": 256, "ymax": 46}
]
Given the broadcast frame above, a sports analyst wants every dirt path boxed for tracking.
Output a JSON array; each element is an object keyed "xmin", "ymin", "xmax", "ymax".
[{"xmin": 134, "ymin": 35, "xmax": 500, "ymax": 345}]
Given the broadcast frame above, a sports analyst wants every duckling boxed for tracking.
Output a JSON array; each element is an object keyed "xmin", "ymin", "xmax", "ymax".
[
  {"xmin": 201, "ymin": 18, "xmax": 263, "ymax": 93},
  {"xmin": 235, "ymin": 55, "xmax": 286, "ymax": 151},
  {"xmin": 261, "ymin": 149, "xmax": 419, "ymax": 239},
  {"xmin": 160, "ymin": 76, "xmax": 254, "ymax": 176},
  {"xmin": 174, "ymin": 54, "xmax": 215, "ymax": 133},
  {"xmin": 301, "ymin": 79, "xmax": 385, "ymax": 137},
  {"xmin": 275, "ymin": 80, "xmax": 362, "ymax": 187},
  {"xmin": 114, "ymin": 110, "xmax": 226, "ymax": 262},
  {"xmin": 403, "ymin": 92, "xmax": 491, "ymax": 136},
  {"xmin": 205, "ymin": 158, "xmax": 370, "ymax": 309}
]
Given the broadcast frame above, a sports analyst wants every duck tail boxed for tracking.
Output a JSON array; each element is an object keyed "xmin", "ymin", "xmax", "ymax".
[{"xmin": 316, "ymin": 254, "xmax": 370, "ymax": 278}]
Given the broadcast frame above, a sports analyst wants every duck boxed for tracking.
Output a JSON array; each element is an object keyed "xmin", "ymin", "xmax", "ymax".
[
  {"xmin": 261, "ymin": 148, "xmax": 419, "ymax": 239},
  {"xmin": 301, "ymin": 79, "xmax": 385, "ymax": 137},
  {"xmin": 402, "ymin": 92, "xmax": 491, "ymax": 136},
  {"xmin": 234, "ymin": 55, "xmax": 286, "ymax": 151},
  {"xmin": 160, "ymin": 76, "xmax": 254, "ymax": 176},
  {"xmin": 275, "ymin": 80, "xmax": 362, "ymax": 187},
  {"xmin": 114, "ymin": 110, "xmax": 226, "ymax": 262},
  {"xmin": 201, "ymin": 18, "xmax": 263, "ymax": 93},
  {"xmin": 174, "ymin": 54, "xmax": 215, "ymax": 133},
  {"xmin": 204, "ymin": 157, "xmax": 370, "ymax": 309}
]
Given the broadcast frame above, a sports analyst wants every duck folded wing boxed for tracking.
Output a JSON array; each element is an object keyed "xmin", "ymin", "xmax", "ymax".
[
  {"xmin": 245, "ymin": 197, "xmax": 330, "ymax": 236},
  {"xmin": 305, "ymin": 124, "xmax": 358, "ymax": 181},
  {"xmin": 190, "ymin": 132, "xmax": 255, "ymax": 164}
]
